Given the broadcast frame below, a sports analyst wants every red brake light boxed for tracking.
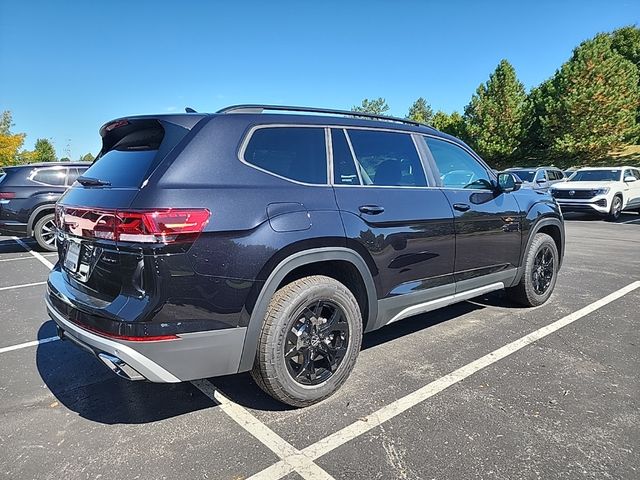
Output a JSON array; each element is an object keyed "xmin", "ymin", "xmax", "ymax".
[
  {"xmin": 105, "ymin": 119, "xmax": 129, "ymax": 132},
  {"xmin": 58, "ymin": 207, "xmax": 210, "ymax": 244},
  {"xmin": 0, "ymin": 192, "xmax": 15, "ymax": 199}
]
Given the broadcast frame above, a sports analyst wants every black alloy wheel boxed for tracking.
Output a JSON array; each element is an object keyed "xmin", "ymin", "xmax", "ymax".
[
  {"xmin": 284, "ymin": 300, "xmax": 349, "ymax": 386},
  {"xmin": 531, "ymin": 245, "xmax": 554, "ymax": 295}
]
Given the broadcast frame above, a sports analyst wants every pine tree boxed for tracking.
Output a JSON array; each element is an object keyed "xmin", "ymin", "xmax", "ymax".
[
  {"xmin": 463, "ymin": 59, "xmax": 529, "ymax": 163},
  {"xmin": 351, "ymin": 98, "xmax": 390, "ymax": 115},
  {"xmin": 538, "ymin": 34, "xmax": 639, "ymax": 160},
  {"xmin": 406, "ymin": 97, "xmax": 434, "ymax": 124},
  {"xmin": 32, "ymin": 138, "xmax": 57, "ymax": 163},
  {"xmin": 432, "ymin": 111, "xmax": 466, "ymax": 139}
]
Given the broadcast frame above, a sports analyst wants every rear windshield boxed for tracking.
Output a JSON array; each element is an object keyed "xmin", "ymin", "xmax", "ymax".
[
  {"xmin": 570, "ymin": 170, "xmax": 621, "ymax": 182},
  {"xmin": 510, "ymin": 170, "xmax": 535, "ymax": 182},
  {"xmin": 82, "ymin": 150, "xmax": 158, "ymax": 188}
]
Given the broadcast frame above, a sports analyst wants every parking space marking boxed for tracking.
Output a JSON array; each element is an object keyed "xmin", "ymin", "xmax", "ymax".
[
  {"xmin": 0, "ymin": 336, "xmax": 59, "ymax": 354},
  {"xmin": 11, "ymin": 236, "xmax": 55, "ymax": 269},
  {"xmin": 192, "ymin": 379, "xmax": 336, "ymax": 480},
  {"xmin": 0, "ymin": 254, "xmax": 56, "ymax": 263},
  {"xmin": 249, "ymin": 280, "xmax": 640, "ymax": 480},
  {"xmin": 0, "ymin": 281, "xmax": 47, "ymax": 292}
]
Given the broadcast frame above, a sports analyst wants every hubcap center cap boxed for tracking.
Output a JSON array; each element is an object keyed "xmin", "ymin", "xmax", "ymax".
[{"xmin": 310, "ymin": 335, "xmax": 321, "ymax": 348}]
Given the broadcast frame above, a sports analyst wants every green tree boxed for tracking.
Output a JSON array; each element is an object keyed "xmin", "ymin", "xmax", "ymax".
[
  {"xmin": 406, "ymin": 97, "xmax": 434, "ymax": 124},
  {"xmin": 80, "ymin": 152, "xmax": 95, "ymax": 162},
  {"xmin": 538, "ymin": 34, "xmax": 639, "ymax": 160},
  {"xmin": 351, "ymin": 97, "xmax": 390, "ymax": 115},
  {"xmin": 0, "ymin": 111, "xmax": 26, "ymax": 166},
  {"xmin": 432, "ymin": 111, "xmax": 466, "ymax": 139},
  {"xmin": 32, "ymin": 138, "xmax": 57, "ymax": 163},
  {"xmin": 464, "ymin": 59, "xmax": 529, "ymax": 164},
  {"xmin": 610, "ymin": 25, "xmax": 640, "ymax": 70}
]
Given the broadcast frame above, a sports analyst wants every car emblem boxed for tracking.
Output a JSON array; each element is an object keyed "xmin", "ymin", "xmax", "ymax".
[{"xmin": 569, "ymin": 190, "xmax": 575, "ymax": 196}]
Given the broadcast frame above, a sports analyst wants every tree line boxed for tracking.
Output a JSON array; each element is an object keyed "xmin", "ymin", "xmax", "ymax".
[
  {"xmin": 0, "ymin": 111, "xmax": 94, "ymax": 167},
  {"xmin": 352, "ymin": 26, "xmax": 640, "ymax": 169}
]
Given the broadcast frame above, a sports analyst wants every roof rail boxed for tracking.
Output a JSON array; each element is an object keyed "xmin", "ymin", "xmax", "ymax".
[{"xmin": 216, "ymin": 104, "xmax": 430, "ymax": 128}]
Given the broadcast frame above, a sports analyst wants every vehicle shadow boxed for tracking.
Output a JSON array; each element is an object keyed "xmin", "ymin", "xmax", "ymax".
[
  {"xmin": 36, "ymin": 294, "xmax": 511, "ymax": 419},
  {"xmin": 563, "ymin": 211, "xmax": 640, "ymax": 223},
  {"xmin": 0, "ymin": 237, "xmax": 34, "ymax": 254},
  {"xmin": 36, "ymin": 322, "xmax": 216, "ymax": 425}
]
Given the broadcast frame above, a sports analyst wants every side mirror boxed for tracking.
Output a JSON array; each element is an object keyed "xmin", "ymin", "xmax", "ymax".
[
  {"xmin": 535, "ymin": 178, "xmax": 546, "ymax": 184},
  {"xmin": 498, "ymin": 172, "xmax": 522, "ymax": 193},
  {"xmin": 624, "ymin": 175, "xmax": 637, "ymax": 183}
]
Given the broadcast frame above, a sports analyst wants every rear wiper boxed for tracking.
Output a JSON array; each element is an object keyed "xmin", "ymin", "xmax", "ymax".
[{"xmin": 76, "ymin": 176, "xmax": 111, "ymax": 187}]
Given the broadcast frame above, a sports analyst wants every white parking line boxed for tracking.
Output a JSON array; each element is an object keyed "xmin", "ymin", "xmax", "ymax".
[
  {"xmin": 0, "ymin": 336, "xmax": 59, "ymax": 354},
  {"xmin": 192, "ymin": 379, "xmax": 336, "ymax": 480},
  {"xmin": 11, "ymin": 236, "xmax": 55, "ymax": 269},
  {"xmin": 0, "ymin": 254, "xmax": 56, "ymax": 263},
  {"xmin": 620, "ymin": 218, "xmax": 640, "ymax": 224},
  {"xmin": 248, "ymin": 280, "xmax": 640, "ymax": 480},
  {"xmin": 0, "ymin": 281, "xmax": 47, "ymax": 292}
]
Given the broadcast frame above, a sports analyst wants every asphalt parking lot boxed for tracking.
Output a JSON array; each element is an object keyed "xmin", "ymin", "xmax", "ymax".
[{"xmin": 1, "ymin": 212, "xmax": 639, "ymax": 480}]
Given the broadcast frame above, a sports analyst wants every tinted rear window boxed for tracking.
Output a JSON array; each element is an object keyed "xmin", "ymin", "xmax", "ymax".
[
  {"xmin": 82, "ymin": 150, "xmax": 157, "ymax": 188},
  {"xmin": 244, "ymin": 127, "xmax": 327, "ymax": 184}
]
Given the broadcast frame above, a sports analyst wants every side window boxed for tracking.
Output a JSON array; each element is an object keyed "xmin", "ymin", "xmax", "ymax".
[
  {"xmin": 633, "ymin": 169, "xmax": 640, "ymax": 180},
  {"xmin": 31, "ymin": 168, "xmax": 66, "ymax": 186},
  {"xmin": 548, "ymin": 170, "xmax": 557, "ymax": 180},
  {"xmin": 331, "ymin": 129, "xmax": 359, "ymax": 185},
  {"xmin": 535, "ymin": 170, "xmax": 547, "ymax": 182},
  {"xmin": 346, "ymin": 129, "xmax": 427, "ymax": 187},
  {"xmin": 244, "ymin": 127, "xmax": 327, "ymax": 184},
  {"xmin": 425, "ymin": 137, "xmax": 491, "ymax": 189},
  {"xmin": 66, "ymin": 168, "xmax": 82, "ymax": 185}
]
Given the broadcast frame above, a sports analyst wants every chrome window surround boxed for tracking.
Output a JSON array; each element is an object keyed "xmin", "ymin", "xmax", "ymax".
[{"xmin": 238, "ymin": 123, "xmax": 438, "ymax": 189}]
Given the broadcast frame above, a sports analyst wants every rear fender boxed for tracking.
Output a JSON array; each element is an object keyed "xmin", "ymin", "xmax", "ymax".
[{"xmin": 237, "ymin": 247, "xmax": 377, "ymax": 372}]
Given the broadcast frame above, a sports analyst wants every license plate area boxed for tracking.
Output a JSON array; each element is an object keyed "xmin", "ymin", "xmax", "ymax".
[{"xmin": 63, "ymin": 240, "xmax": 81, "ymax": 272}]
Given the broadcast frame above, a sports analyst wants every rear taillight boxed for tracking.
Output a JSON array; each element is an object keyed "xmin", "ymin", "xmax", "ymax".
[
  {"xmin": 0, "ymin": 192, "xmax": 15, "ymax": 199},
  {"xmin": 58, "ymin": 207, "xmax": 210, "ymax": 244}
]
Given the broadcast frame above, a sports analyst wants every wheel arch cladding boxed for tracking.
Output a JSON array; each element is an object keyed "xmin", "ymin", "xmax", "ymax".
[
  {"xmin": 28, "ymin": 204, "xmax": 56, "ymax": 236},
  {"xmin": 237, "ymin": 247, "xmax": 378, "ymax": 373}
]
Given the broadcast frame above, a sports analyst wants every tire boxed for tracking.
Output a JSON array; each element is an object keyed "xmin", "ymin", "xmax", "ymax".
[
  {"xmin": 607, "ymin": 195, "xmax": 623, "ymax": 222},
  {"xmin": 506, "ymin": 232, "xmax": 558, "ymax": 307},
  {"xmin": 251, "ymin": 275, "xmax": 363, "ymax": 407},
  {"xmin": 33, "ymin": 213, "xmax": 57, "ymax": 252}
]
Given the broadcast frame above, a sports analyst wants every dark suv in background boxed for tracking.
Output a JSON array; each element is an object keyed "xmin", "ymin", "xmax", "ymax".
[
  {"xmin": 0, "ymin": 162, "xmax": 89, "ymax": 250},
  {"xmin": 47, "ymin": 105, "xmax": 564, "ymax": 406}
]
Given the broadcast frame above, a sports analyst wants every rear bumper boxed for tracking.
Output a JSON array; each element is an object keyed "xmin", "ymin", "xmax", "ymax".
[
  {"xmin": 46, "ymin": 294, "xmax": 247, "ymax": 383},
  {"xmin": 0, "ymin": 221, "xmax": 28, "ymax": 236}
]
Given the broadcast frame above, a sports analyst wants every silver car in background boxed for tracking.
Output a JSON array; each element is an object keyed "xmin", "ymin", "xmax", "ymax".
[{"xmin": 505, "ymin": 167, "xmax": 566, "ymax": 192}]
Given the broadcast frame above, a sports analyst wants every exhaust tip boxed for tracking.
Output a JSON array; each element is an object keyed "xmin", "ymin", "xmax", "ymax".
[{"xmin": 98, "ymin": 353, "xmax": 145, "ymax": 381}]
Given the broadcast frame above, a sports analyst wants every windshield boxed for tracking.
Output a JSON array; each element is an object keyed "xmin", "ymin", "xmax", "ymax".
[
  {"xmin": 510, "ymin": 170, "xmax": 536, "ymax": 182},
  {"xmin": 569, "ymin": 170, "xmax": 621, "ymax": 182}
]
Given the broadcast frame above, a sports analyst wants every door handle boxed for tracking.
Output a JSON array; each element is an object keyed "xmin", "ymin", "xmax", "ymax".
[
  {"xmin": 359, "ymin": 205, "xmax": 385, "ymax": 215},
  {"xmin": 452, "ymin": 203, "xmax": 470, "ymax": 212}
]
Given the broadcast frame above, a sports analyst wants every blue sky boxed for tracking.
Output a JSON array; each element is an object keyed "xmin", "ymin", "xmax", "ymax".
[{"xmin": 1, "ymin": 0, "xmax": 638, "ymax": 159}]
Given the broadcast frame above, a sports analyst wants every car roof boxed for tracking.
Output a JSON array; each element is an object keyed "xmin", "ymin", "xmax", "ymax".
[
  {"xmin": 507, "ymin": 166, "xmax": 559, "ymax": 170},
  {"xmin": 574, "ymin": 166, "xmax": 633, "ymax": 171}
]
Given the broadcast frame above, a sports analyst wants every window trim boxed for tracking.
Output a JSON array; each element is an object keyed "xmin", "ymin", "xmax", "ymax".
[
  {"xmin": 420, "ymin": 134, "xmax": 496, "ymax": 191},
  {"xmin": 28, "ymin": 166, "xmax": 69, "ymax": 187},
  {"xmin": 238, "ymin": 124, "xmax": 330, "ymax": 187}
]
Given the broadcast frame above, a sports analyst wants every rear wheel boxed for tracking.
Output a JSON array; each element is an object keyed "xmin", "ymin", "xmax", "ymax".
[
  {"xmin": 251, "ymin": 275, "xmax": 363, "ymax": 407},
  {"xmin": 33, "ymin": 213, "xmax": 57, "ymax": 251},
  {"xmin": 607, "ymin": 195, "xmax": 623, "ymax": 221},
  {"xmin": 507, "ymin": 232, "xmax": 558, "ymax": 307}
]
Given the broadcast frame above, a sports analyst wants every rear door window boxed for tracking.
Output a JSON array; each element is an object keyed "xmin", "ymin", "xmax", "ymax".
[
  {"xmin": 346, "ymin": 129, "xmax": 427, "ymax": 187},
  {"xmin": 331, "ymin": 129, "xmax": 359, "ymax": 185},
  {"xmin": 32, "ymin": 168, "xmax": 67, "ymax": 186},
  {"xmin": 244, "ymin": 127, "xmax": 327, "ymax": 184}
]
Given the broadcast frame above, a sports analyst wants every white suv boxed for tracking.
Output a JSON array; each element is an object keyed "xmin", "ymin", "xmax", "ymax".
[{"xmin": 550, "ymin": 166, "xmax": 640, "ymax": 220}]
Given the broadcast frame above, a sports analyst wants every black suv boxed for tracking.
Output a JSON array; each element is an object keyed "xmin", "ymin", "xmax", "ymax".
[
  {"xmin": 0, "ymin": 162, "xmax": 89, "ymax": 250},
  {"xmin": 46, "ymin": 105, "xmax": 564, "ymax": 406}
]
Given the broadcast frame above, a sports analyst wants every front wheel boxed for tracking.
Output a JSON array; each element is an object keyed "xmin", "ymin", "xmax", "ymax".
[
  {"xmin": 506, "ymin": 232, "xmax": 558, "ymax": 307},
  {"xmin": 607, "ymin": 195, "xmax": 623, "ymax": 221},
  {"xmin": 251, "ymin": 275, "xmax": 363, "ymax": 407},
  {"xmin": 33, "ymin": 213, "xmax": 57, "ymax": 252}
]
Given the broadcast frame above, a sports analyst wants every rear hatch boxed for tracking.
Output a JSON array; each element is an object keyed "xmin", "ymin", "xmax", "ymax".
[{"xmin": 51, "ymin": 115, "xmax": 209, "ymax": 333}]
